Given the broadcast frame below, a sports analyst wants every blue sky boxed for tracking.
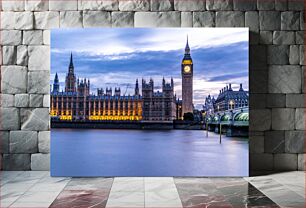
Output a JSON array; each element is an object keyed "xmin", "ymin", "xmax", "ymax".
[{"xmin": 51, "ymin": 28, "xmax": 249, "ymax": 109}]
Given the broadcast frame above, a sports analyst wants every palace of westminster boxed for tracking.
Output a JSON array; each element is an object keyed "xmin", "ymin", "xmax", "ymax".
[{"xmin": 51, "ymin": 38, "xmax": 248, "ymax": 122}]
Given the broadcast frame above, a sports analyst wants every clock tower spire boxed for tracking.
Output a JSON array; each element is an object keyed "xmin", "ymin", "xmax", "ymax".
[{"xmin": 181, "ymin": 36, "xmax": 193, "ymax": 118}]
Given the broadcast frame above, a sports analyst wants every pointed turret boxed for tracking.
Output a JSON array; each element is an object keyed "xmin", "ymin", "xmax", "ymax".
[
  {"xmin": 185, "ymin": 35, "xmax": 190, "ymax": 55},
  {"xmin": 135, "ymin": 79, "xmax": 139, "ymax": 96},
  {"xmin": 69, "ymin": 52, "xmax": 74, "ymax": 72},
  {"xmin": 53, "ymin": 72, "xmax": 60, "ymax": 93}
]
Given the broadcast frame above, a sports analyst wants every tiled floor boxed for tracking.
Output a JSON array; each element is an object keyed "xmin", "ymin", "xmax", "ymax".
[{"xmin": 1, "ymin": 171, "xmax": 305, "ymax": 208}]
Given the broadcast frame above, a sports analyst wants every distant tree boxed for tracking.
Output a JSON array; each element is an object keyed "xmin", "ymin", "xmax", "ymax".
[{"xmin": 183, "ymin": 112, "xmax": 194, "ymax": 121}]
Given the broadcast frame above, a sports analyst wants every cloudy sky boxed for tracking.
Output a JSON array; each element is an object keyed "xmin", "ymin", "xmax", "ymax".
[{"xmin": 51, "ymin": 28, "xmax": 249, "ymax": 109}]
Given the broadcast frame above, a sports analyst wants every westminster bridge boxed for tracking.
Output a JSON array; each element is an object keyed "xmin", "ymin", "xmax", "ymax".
[{"xmin": 204, "ymin": 107, "xmax": 249, "ymax": 137}]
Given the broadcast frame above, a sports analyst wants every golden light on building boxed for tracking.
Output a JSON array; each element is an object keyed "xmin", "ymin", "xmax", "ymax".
[{"xmin": 182, "ymin": 59, "xmax": 192, "ymax": 65}]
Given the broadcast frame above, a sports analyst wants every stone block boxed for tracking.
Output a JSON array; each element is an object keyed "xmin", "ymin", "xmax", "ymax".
[
  {"xmin": 135, "ymin": 12, "xmax": 181, "ymax": 27},
  {"xmin": 43, "ymin": 95, "xmax": 50, "ymax": 108},
  {"xmin": 83, "ymin": 11, "xmax": 111, "ymax": 27},
  {"xmin": 0, "ymin": 131, "xmax": 9, "ymax": 153},
  {"xmin": 119, "ymin": 0, "xmax": 150, "ymax": 11},
  {"xmin": 206, "ymin": 0, "xmax": 233, "ymax": 10},
  {"xmin": 60, "ymin": 11, "xmax": 83, "ymax": 28},
  {"xmin": 266, "ymin": 94, "xmax": 285, "ymax": 108},
  {"xmin": 3, "ymin": 154, "xmax": 31, "ymax": 170},
  {"xmin": 259, "ymin": 11, "xmax": 281, "ymax": 31},
  {"xmin": 28, "ymin": 46, "xmax": 50, "ymax": 71},
  {"xmin": 15, "ymin": 94, "xmax": 29, "ymax": 107},
  {"xmin": 28, "ymin": 71, "xmax": 50, "ymax": 94},
  {"xmin": 300, "ymin": 45, "xmax": 304, "ymax": 65},
  {"xmin": 151, "ymin": 0, "xmax": 173, "ymax": 11},
  {"xmin": 267, "ymin": 45, "xmax": 288, "ymax": 64},
  {"xmin": 249, "ymin": 109, "xmax": 271, "ymax": 131},
  {"xmin": 249, "ymin": 69, "xmax": 268, "ymax": 93},
  {"xmin": 269, "ymin": 65, "xmax": 301, "ymax": 94},
  {"xmin": 112, "ymin": 12, "xmax": 134, "ymax": 27},
  {"xmin": 0, "ymin": 108, "xmax": 20, "ymax": 130},
  {"xmin": 274, "ymin": 154, "xmax": 298, "ymax": 170},
  {"xmin": 10, "ymin": 131, "xmax": 38, "ymax": 153},
  {"xmin": 1, "ymin": 30, "xmax": 22, "ymax": 45},
  {"xmin": 272, "ymin": 108, "xmax": 295, "ymax": 130},
  {"xmin": 302, "ymin": 66, "xmax": 305, "ymax": 93},
  {"xmin": 17, "ymin": 45, "xmax": 28, "ymax": 66},
  {"xmin": 1, "ymin": 12, "xmax": 15, "ymax": 29},
  {"xmin": 21, "ymin": 108, "xmax": 49, "ymax": 131},
  {"xmin": 259, "ymin": 31, "xmax": 272, "ymax": 44},
  {"xmin": 174, "ymin": 0, "xmax": 205, "ymax": 11},
  {"xmin": 2, "ymin": 1, "xmax": 24, "ymax": 11},
  {"xmin": 300, "ymin": 12, "xmax": 304, "ymax": 30},
  {"xmin": 249, "ymin": 93, "xmax": 266, "ymax": 109},
  {"xmin": 181, "ymin": 12, "xmax": 192, "ymax": 27},
  {"xmin": 233, "ymin": 0, "xmax": 256, "ymax": 10},
  {"xmin": 249, "ymin": 32, "xmax": 259, "ymax": 45},
  {"xmin": 286, "ymin": 94, "xmax": 304, "ymax": 107},
  {"xmin": 49, "ymin": 0, "xmax": 77, "ymax": 10},
  {"xmin": 250, "ymin": 153, "xmax": 273, "ymax": 170},
  {"xmin": 296, "ymin": 31, "xmax": 304, "ymax": 44},
  {"xmin": 43, "ymin": 30, "xmax": 50, "ymax": 45},
  {"xmin": 38, "ymin": 131, "xmax": 50, "ymax": 153},
  {"xmin": 273, "ymin": 31, "xmax": 295, "ymax": 45},
  {"xmin": 245, "ymin": 11, "xmax": 259, "ymax": 32},
  {"xmin": 295, "ymin": 108, "xmax": 304, "ymax": 130},
  {"xmin": 275, "ymin": 0, "xmax": 287, "ymax": 11},
  {"xmin": 285, "ymin": 131, "xmax": 304, "ymax": 153},
  {"xmin": 288, "ymin": 0, "xmax": 304, "ymax": 11},
  {"xmin": 78, "ymin": 0, "xmax": 119, "ymax": 11},
  {"xmin": 34, "ymin": 11, "xmax": 60, "ymax": 29},
  {"xmin": 14, "ymin": 12, "xmax": 34, "ymax": 30},
  {"xmin": 298, "ymin": 154, "xmax": 305, "ymax": 170},
  {"xmin": 1, "ymin": 66, "xmax": 27, "ymax": 94},
  {"xmin": 29, "ymin": 94, "xmax": 44, "ymax": 107},
  {"xmin": 216, "ymin": 11, "xmax": 244, "ymax": 27},
  {"xmin": 31, "ymin": 153, "xmax": 50, "ymax": 171},
  {"xmin": 249, "ymin": 45, "xmax": 267, "ymax": 69},
  {"xmin": 249, "ymin": 136, "xmax": 264, "ymax": 153},
  {"xmin": 23, "ymin": 30, "xmax": 43, "ymax": 45},
  {"xmin": 289, "ymin": 45, "xmax": 299, "ymax": 64},
  {"xmin": 0, "ymin": 94, "xmax": 14, "ymax": 107},
  {"xmin": 264, "ymin": 131, "xmax": 285, "ymax": 153},
  {"xmin": 2, "ymin": 46, "xmax": 17, "ymax": 65},
  {"xmin": 26, "ymin": 0, "xmax": 49, "ymax": 11},
  {"xmin": 257, "ymin": 0, "xmax": 274, "ymax": 10},
  {"xmin": 193, "ymin": 12, "xmax": 215, "ymax": 27},
  {"xmin": 281, "ymin": 11, "xmax": 300, "ymax": 30}
]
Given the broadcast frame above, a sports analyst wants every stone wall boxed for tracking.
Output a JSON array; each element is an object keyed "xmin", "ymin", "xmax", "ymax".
[{"xmin": 0, "ymin": 0, "xmax": 304, "ymax": 174}]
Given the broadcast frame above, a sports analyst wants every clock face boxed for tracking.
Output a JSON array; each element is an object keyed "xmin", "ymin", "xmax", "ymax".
[{"xmin": 184, "ymin": 65, "xmax": 191, "ymax": 73}]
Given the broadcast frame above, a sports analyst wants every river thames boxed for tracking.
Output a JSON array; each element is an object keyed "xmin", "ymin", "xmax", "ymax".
[{"xmin": 51, "ymin": 129, "xmax": 248, "ymax": 177}]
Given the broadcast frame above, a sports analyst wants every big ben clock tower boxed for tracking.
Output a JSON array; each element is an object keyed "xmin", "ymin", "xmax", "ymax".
[{"xmin": 181, "ymin": 36, "xmax": 193, "ymax": 117}]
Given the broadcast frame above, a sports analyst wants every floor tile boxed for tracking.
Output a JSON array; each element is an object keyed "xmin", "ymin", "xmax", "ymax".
[
  {"xmin": 9, "ymin": 201, "xmax": 52, "ymax": 208},
  {"xmin": 145, "ymin": 188, "xmax": 183, "ymax": 208},
  {"xmin": 145, "ymin": 177, "xmax": 177, "ymax": 192},
  {"xmin": 50, "ymin": 190, "xmax": 109, "ymax": 208},
  {"xmin": 65, "ymin": 178, "xmax": 113, "ymax": 191},
  {"xmin": 106, "ymin": 192, "xmax": 144, "ymax": 208},
  {"xmin": 111, "ymin": 177, "xmax": 144, "ymax": 192}
]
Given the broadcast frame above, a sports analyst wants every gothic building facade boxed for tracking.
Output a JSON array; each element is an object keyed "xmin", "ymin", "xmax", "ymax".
[
  {"xmin": 50, "ymin": 54, "xmax": 177, "ymax": 122},
  {"xmin": 51, "ymin": 54, "xmax": 143, "ymax": 121},
  {"xmin": 142, "ymin": 78, "xmax": 177, "ymax": 121},
  {"xmin": 203, "ymin": 83, "xmax": 249, "ymax": 114}
]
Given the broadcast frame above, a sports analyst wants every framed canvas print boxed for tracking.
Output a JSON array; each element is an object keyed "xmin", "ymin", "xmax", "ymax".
[{"xmin": 50, "ymin": 28, "xmax": 249, "ymax": 177}]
